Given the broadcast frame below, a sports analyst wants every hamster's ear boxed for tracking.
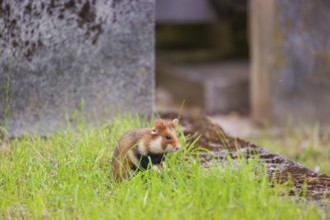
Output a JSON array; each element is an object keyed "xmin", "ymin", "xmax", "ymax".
[
  {"xmin": 151, "ymin": 119, "xmax": 165, "ymax": 135},
  {"xmin": 169, "ymin": 118, "xmax": 178, "ymax": 129}
]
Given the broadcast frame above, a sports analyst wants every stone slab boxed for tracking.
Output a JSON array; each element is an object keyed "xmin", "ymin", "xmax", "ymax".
[
  {"xmin": 0, "ymin": 0, "xmax": 155, "ymax": 135},
  {"xmin": 157, "ymin": 61, "xmax": 249, "ymax": 114}
]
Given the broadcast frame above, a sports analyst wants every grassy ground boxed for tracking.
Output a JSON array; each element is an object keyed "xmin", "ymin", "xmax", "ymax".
[
  {"xmin": 0, "ymin": 115, "xmax": 329, "ymax": 219},
  {"xmin": 252, "ymin": 125, "xmax": 330, "ymax": 175}
]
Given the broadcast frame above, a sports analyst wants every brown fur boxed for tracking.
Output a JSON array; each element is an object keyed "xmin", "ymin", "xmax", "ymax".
[{"xmin": 111, "ymin": 119, "xmax": 180, "ymax": 181}]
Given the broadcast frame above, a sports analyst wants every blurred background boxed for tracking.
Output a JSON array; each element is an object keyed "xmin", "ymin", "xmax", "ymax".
[
  {"xmin": 156, "ymin": 0, "xmax": 249, "ymax": 116},
  {"xmin": 155, "ymin": 0, "xmax": 330, "ymax": 174}
]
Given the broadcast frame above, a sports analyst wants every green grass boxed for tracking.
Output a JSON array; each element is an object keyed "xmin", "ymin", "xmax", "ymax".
[{"xmin": 0, "ymin": 115, "xmax": 328, "ymax": 219}]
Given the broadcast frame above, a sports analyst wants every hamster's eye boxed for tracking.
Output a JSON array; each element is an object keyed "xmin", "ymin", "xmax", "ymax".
[{"xmin": 165, "ymin": 135, "xmax": 171, "ymax": 140}]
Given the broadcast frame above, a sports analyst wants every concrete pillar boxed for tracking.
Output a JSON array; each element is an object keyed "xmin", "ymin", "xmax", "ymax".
[{"xmin": 250, "ymin": 0, "xmax": 330, "ymax": 126}]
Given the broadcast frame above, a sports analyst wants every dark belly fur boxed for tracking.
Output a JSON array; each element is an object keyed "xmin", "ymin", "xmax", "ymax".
[{"xmin": 133, "ymin": 153, "xmax": 165, "ymax": 170}]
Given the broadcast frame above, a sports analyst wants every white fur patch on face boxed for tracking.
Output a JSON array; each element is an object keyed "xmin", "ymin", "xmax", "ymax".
[
  {"xmin": 165, "ymin": 144, "xmax": 176, "ymax": 153},
  {"xmin": 149, "ymin": 136, "xmax": 164, "ymax": 154},
  {"xmin": 138, "ymin": 141, "xmax": 148, "ymax": 156}
]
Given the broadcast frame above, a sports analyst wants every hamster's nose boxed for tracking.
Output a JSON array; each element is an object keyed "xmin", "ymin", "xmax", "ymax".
[{"xmin": 175, "ymin": 144, "xmax": 181, "ymax": 150}]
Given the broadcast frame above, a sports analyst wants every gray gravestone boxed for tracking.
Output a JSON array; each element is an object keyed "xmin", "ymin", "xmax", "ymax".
[
  {"xmin": 250, "ymin": 0, "xmax": 330, "ymax": 126},
  {"xmin": 0, "ymin": 0, "xmax": 155, "ymax": 135}
]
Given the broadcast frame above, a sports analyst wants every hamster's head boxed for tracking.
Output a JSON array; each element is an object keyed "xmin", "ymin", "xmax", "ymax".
[{"xmin": 148, "ymin": 118, "xmax": 181, "ymax": 154}]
